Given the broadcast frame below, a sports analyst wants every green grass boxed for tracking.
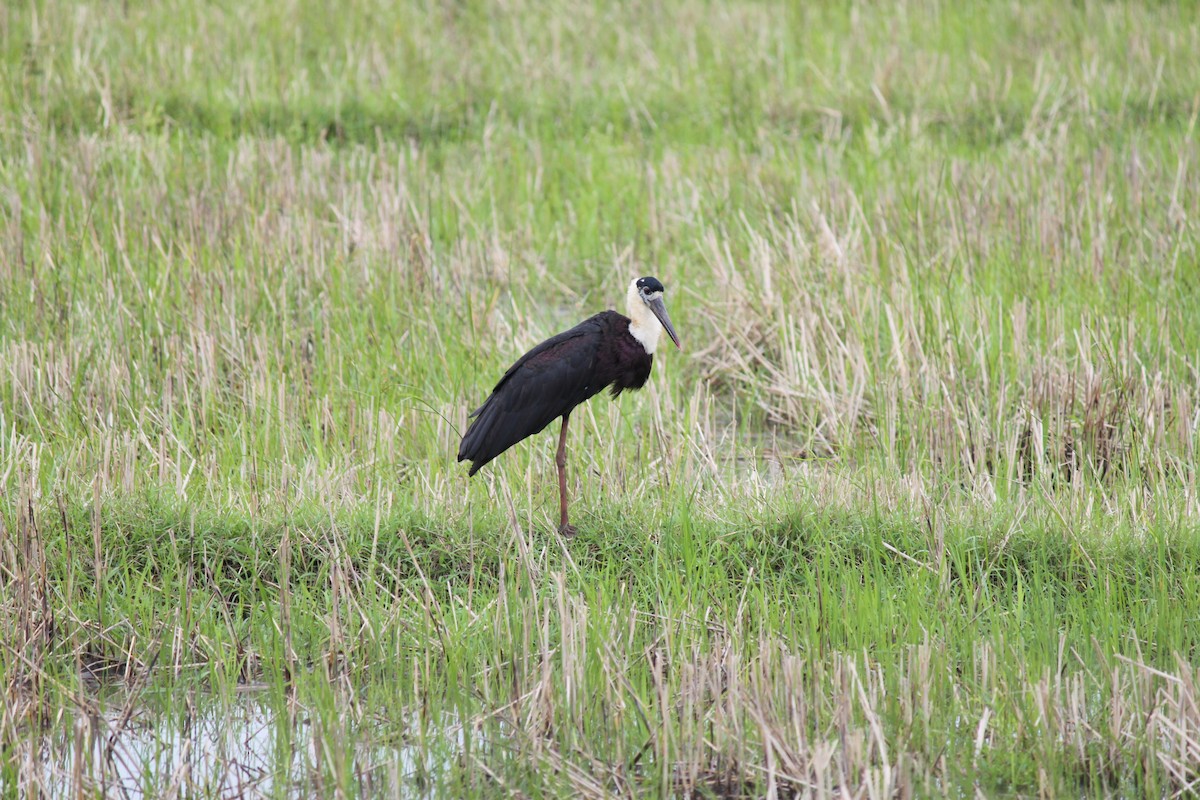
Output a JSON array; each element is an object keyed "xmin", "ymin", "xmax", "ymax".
[{"xmin": 3, "ymin": 0, "xmax": 1200, "ymax": 796}]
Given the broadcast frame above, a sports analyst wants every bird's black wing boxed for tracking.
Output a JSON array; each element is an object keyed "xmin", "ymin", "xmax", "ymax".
[{"xmin": 458, "ymin": 312, "xmax": 614, "ymax": 475}]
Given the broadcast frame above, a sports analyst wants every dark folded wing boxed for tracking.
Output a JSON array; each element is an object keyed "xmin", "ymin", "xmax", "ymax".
[{"xmin": 458, "ymin": 314, "xmax": 610, "ymax": 474}]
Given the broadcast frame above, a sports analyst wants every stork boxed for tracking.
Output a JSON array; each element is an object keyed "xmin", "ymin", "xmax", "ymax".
[{"xmin": 458, "ymin": 276, "xmax": 681, "ymax": 536}]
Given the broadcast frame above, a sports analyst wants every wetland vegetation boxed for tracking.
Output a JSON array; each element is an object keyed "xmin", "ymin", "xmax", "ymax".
[{"xmin": 2, "ymin": 0, "xmax": 1200, "ymax": 796}]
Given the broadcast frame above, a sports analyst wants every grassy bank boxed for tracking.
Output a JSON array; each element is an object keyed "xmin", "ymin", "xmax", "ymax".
[{"xmin": 3, "ymin": 0, "xmax": 1200, "ymax": 795}]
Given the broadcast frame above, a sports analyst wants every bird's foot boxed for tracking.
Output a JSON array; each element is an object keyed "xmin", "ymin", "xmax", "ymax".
[{"xmin": 558, "ymin": 522, "xmax": 578, "ymax": 537}]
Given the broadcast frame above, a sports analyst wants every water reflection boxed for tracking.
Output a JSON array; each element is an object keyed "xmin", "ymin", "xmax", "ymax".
[{"xmin": 16, "ymin": 688, "xmax": 460, "ymax": 798}]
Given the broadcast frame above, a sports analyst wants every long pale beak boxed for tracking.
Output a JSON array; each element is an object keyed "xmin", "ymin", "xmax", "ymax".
[{"xmin": 649, "ymin": 297, "xmax": 682, "ymax": 350}]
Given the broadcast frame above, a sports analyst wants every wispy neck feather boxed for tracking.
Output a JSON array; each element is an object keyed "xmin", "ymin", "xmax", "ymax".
[{"xmin": 627, "ymin": 281, "xmax": 661, "ymax": 354}]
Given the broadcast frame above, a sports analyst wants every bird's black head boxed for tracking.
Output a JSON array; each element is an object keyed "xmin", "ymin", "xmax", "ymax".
[
  {"xmin": 635, "ymin": 276, "xmax": 665, "ymax": 298},
  {"xmin": 629, "ymin": 275, "xmax": 680, "ymax": 350}
]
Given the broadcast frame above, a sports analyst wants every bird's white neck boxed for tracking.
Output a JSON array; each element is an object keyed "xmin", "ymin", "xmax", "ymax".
[{"xmin": 627, "ymin": 281, "xmax": 661, "ymax": 354}]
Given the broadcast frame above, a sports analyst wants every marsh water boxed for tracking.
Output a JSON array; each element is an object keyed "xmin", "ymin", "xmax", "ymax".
[{"xmin": 13, "ymin": 686, "xmax": 462, "ymax": 798}]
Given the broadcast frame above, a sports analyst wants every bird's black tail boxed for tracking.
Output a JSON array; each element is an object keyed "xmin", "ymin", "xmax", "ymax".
[{"xmin": 457, "ymin": 398, "xmax": 499, "ymax": 475}]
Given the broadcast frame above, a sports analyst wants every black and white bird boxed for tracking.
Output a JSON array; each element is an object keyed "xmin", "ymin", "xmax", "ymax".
[{"xmin": 458, "ymin": 276, "xmax": 681, "ymax": 535}]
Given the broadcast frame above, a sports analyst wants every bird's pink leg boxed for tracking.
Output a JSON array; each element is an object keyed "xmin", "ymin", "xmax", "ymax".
[{"xmin": 556, "ymin": 414, "xmax": 576, "ymax": 536}]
